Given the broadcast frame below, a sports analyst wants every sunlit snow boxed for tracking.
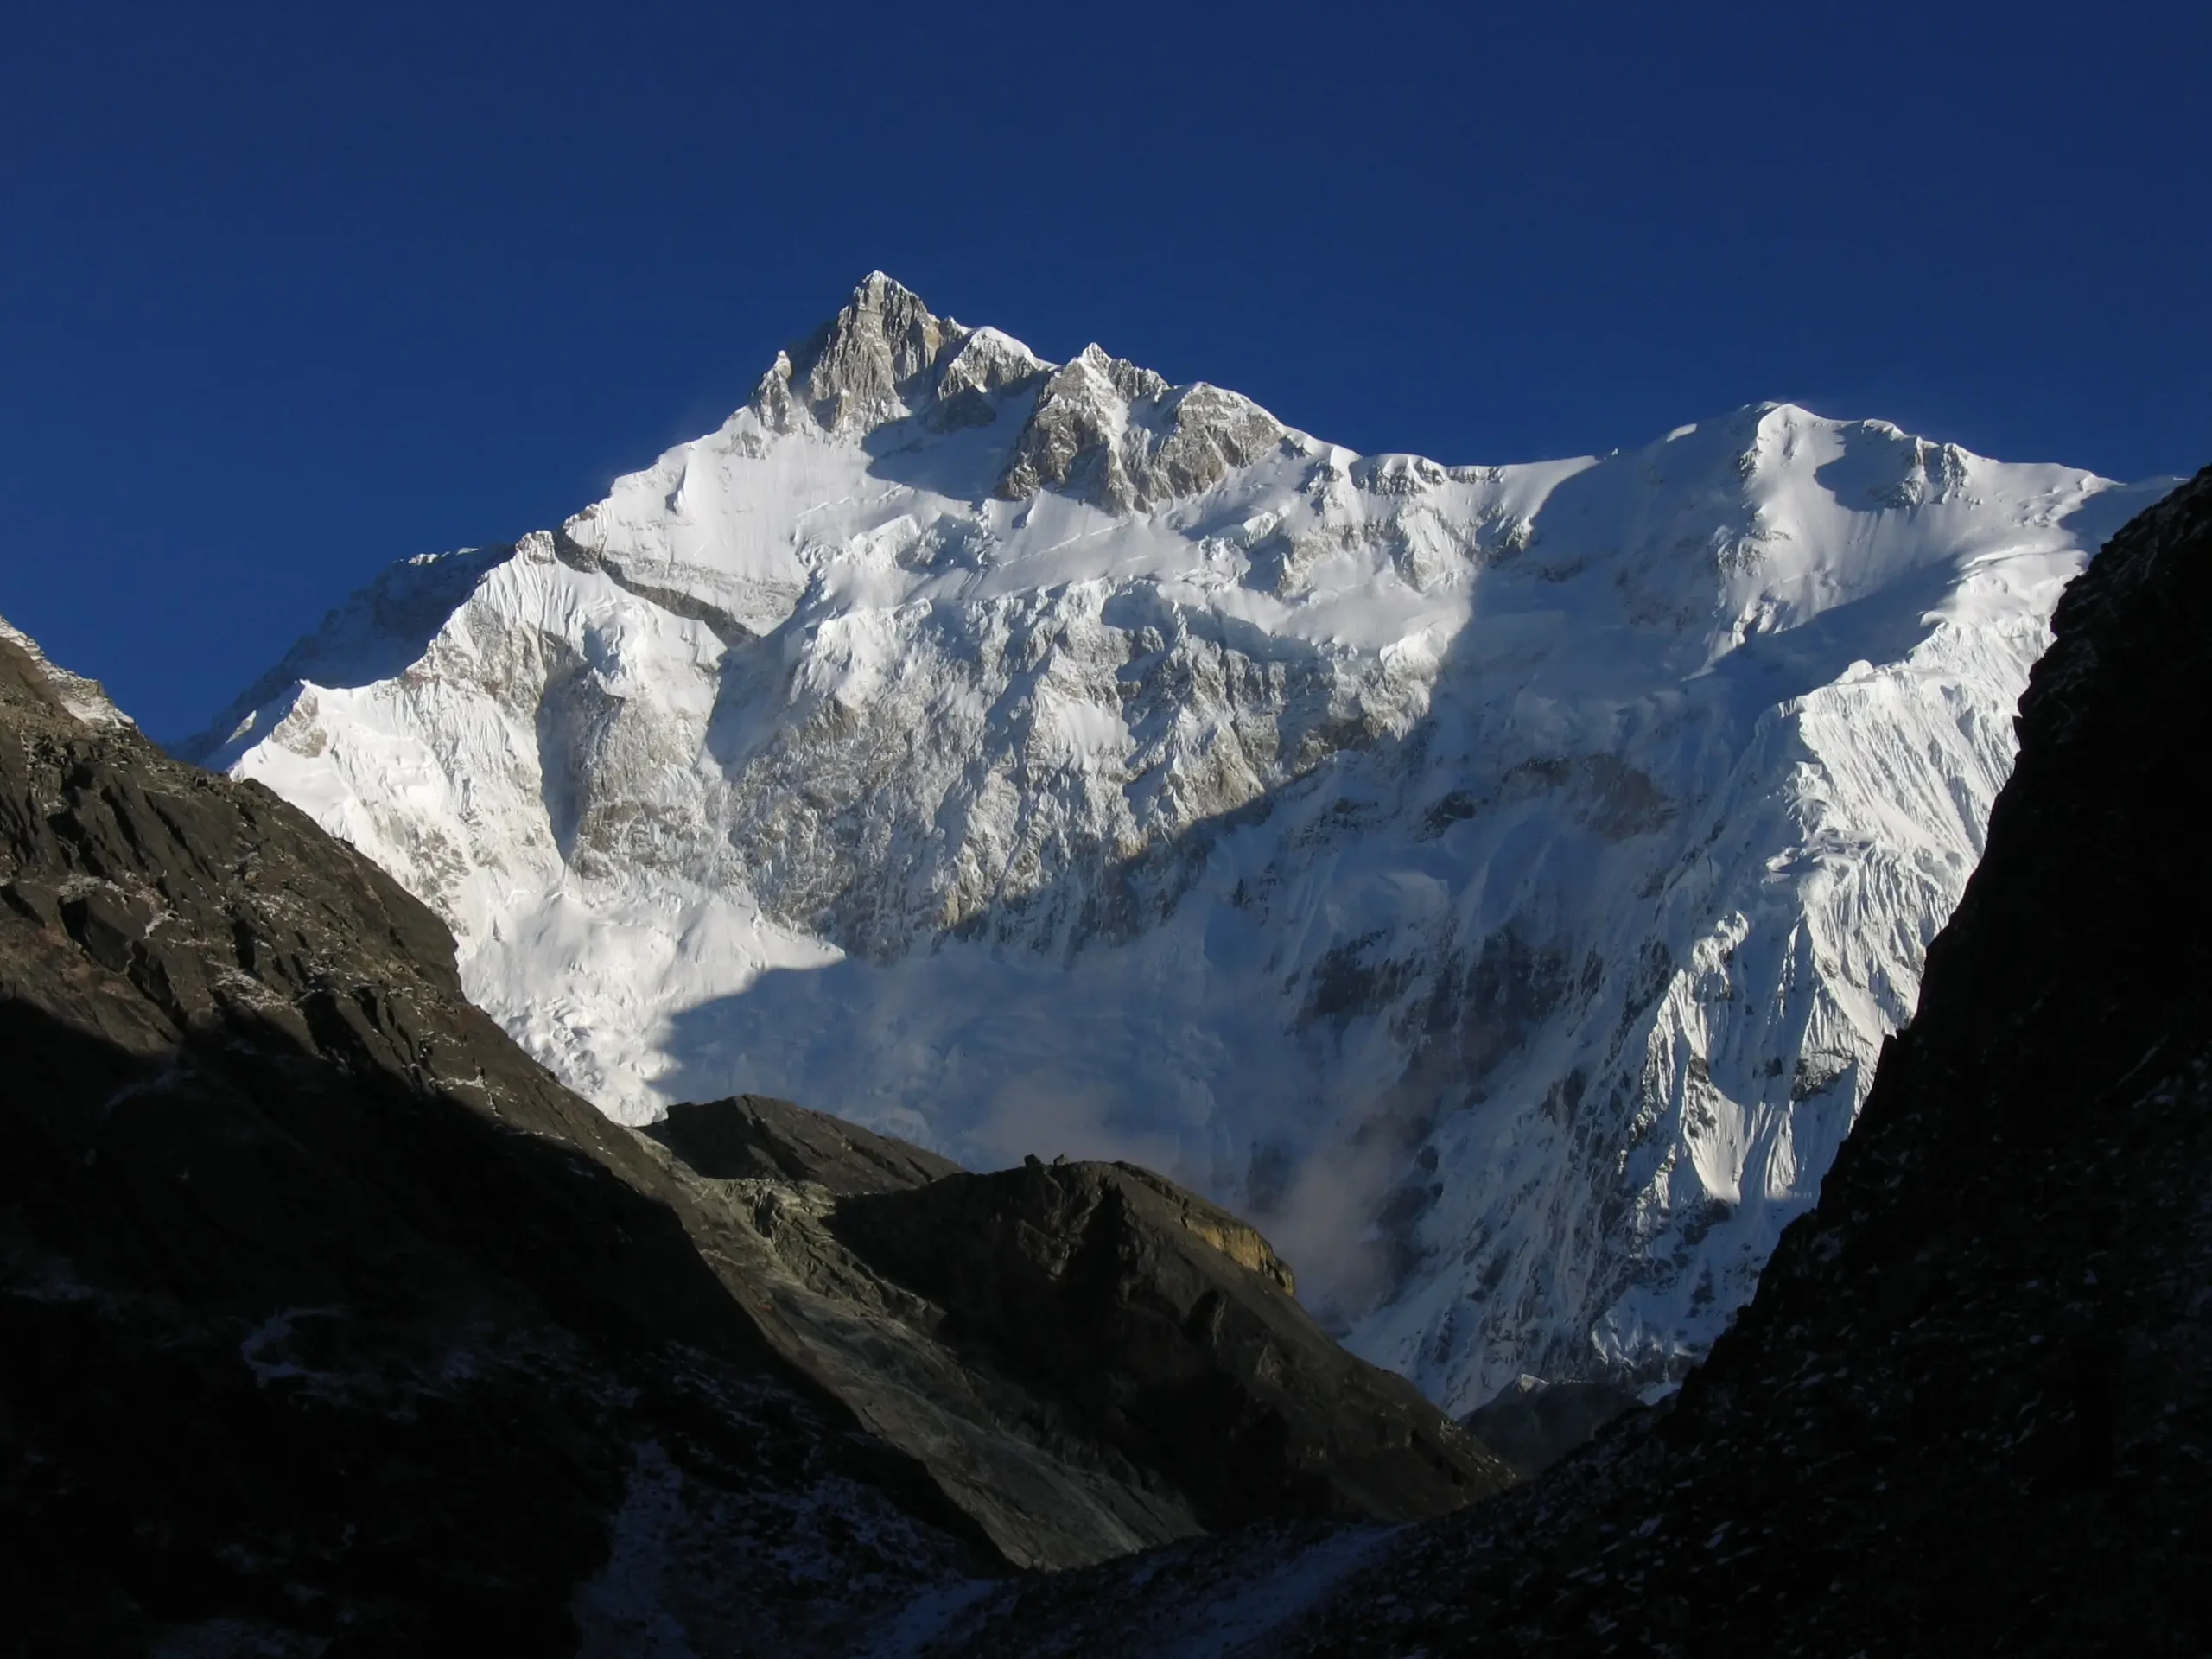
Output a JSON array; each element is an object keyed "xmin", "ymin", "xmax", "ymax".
[{"xmin": 197, "ymin": 277, "xmax": 2171, "ymax": 1409}]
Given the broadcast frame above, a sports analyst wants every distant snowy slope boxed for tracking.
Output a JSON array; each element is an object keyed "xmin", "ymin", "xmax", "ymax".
[{"xmin": 192, "ymin": 275, "xmax": 2171, "ymax": 1410}]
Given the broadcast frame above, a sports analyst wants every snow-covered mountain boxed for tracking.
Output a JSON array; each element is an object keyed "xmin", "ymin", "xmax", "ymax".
[{"xmin": 190, "ymin": 274, "xmax": 2167, "ymax": 1411}]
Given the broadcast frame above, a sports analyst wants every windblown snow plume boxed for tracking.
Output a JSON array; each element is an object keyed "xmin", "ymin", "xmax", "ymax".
[{"xmin": 192, "ymin": 275, "xmax": 2169, "ymax": 1409}]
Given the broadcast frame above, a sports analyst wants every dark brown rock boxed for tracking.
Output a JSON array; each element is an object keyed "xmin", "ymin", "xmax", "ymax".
[
  {"xmin": 641, "ymin": 1105, "xmax": 1512, "ymax": 1570},
  {"xmin": 645, "ymin": 1092, "xmax": 962, "ymax": 1194},
  {"xmin": 0, "ymin": 619, "xmax": 997, "ymax": 1655},
  {"xmin": 835, "ymin": 1159, "xmax": 1513, "ymax": 1530}
]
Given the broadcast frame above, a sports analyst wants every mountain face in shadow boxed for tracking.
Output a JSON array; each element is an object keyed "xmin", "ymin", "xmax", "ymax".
[
  {"xmin": 0, "ymin": 618, "xmax": 1506, "ymax": 1652},
  {"xmin": 0, "ymin": 620, "xmax": 995, "ymax": 1654},
  {"xmin": 632, "ymin": 1103, "xmax": 1512, "ymax": 1572},
  {"xmin": 902, "ymin": 467, "xmax": 2212, "ymax": 1655},
  {"xmin": 1459, "ymin": 1376, "xmax": 1642, "ymax": 1478},
  {"xmin": 830, "ymin": 1156, "xmax": 1501, "ymax": 1531}
]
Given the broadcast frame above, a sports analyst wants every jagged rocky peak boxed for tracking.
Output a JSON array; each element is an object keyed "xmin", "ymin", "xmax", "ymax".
[
  {"xmin": 765, "ymin": 270, "xmax": 955, "ymax": 432},
  {"xmin": 746, "ymin": 273, "xmax": 1287, "ymax": 512},
  {"xmin": 931, "ymin": 324, "xmax": 1051, "ymax": 424},
  {"xmin": 749, "ymin": 270, "xmax": 1047, "ymax": 437},
  {"xmin": 995, "ymin": 341, "xmax": 1289, "ymax": 513}
]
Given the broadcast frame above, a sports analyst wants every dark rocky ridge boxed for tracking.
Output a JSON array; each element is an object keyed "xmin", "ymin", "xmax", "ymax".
[
  {"xmin": 645, "ymin": 1091, "xmax": 963, "ymax": 1194},
  {"xmin": 0, "ymin": 621, "xmax": 1510, "ymax": 1649},
  {"xmin": 1459, "ymin": 1376, "xmax": 1643, "ymax": 1479},
  {"xmin": 918, "ymin": 467, "xmax": 2212, "ymax": 1654},
  {"xmin": 645, "ymin": 1110, "xmax": 1513, "ymax": 1569},
  {"xmin": 0, "ymin": 620, "xmax": 992, "ymax": 1655},
  {"xmin": 834, "ymin": 1159, "xmax": 1502, "ymax": 1530}
]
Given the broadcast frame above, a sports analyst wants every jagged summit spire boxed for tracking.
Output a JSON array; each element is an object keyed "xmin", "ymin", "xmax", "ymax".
[
  {"xmin": 994, "ymin": 342, "xmax": 1285, "ymax": 513},
  {"xmin": 783, "ymin": 271, "xmax": 957, "ymax": 432},
  {"xmin": 741, "ymin": 276, "xmax": 1286, "ymax": 512},
  {"xmin": 746, "ymin": 272, "xmax": 1050, "ymax": 438},
  {"xmin": 852, "ymin": 269, "xmax": 914, "ymax": 302}
]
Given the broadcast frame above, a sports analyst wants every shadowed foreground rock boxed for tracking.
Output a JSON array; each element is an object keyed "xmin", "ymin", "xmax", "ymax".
[
  {"xmin": 836, "ymin": 1158, "xmax": 1510, "ymax": 1529},
  {"xmin": 642, "ymin": 1109, "xmax": 1513, "ymax": 1568},
  {"xmin": 0, "ymin": 613, "xmax": 1510, "ymax": 1650},
  {"xmin": 0, "ymin": 619, "xmax": 993, "ymax": 1656},
  {"xmin": 645, "ymin": 1091, "xmax": 963, "ymax": 1194},
  {"xmin": 1460, "ymin": 1376, "xmax": 1642, "ymax": 1478}
]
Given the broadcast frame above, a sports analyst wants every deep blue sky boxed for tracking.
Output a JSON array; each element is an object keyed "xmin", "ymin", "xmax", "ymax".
[{"xmin": 3, "ymin": 0, "xmax": 2205, "ymax": 738}]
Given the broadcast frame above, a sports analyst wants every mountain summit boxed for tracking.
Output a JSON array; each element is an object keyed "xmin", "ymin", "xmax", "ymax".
[
  {"xmin": 189, "ymin": 276, "xmax": 2171, "ymax": 1411},
  {"xmin": 746, "ymin": 273, "xmax": 1281, "ymax": 513}
]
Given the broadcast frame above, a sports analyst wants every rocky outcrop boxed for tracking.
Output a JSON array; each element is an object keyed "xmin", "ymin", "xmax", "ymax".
[
  {"xmin": 993, "ymin": 344, "xmax": 1287, "ymax": 512},
  {"xmin": 638, "ymin": 1109, "xmax": 1511, "ymax": 1569},
  {"xmin": 0, "ymin": 618, "xmax": 996, "ymax": 1655},
  {"xmin": 926, "ymin": 467, "xmax": 2212, "ymax": 1655},
  {"xmin": 930, "ymin": 325, "xmax": 1050, "ymax": 429},
  {"xmin": 747, "ymin": 270, "xmax": 1049, "ymax": 439},
  {"xmin": 753, "ymin": 271, "xmax": 972, "ymax": 435},
  {"xmin": 645, "ymin": 1091, "xmax": 963, "ymax": 1193},
  {"xmin": 833, "ymin": 1160, "xmax": 1508, "ymax": 1530},
  {"xmin": 0, "ymin": 613, "xmax": 136, "ymax": 730},
  {"xmin": 743, "ymin": 271, "xmax": 1283, "ymax": 512}
]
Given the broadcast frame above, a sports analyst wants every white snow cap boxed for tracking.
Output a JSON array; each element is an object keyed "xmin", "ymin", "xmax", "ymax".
[{"xmin": 198, "ymin": 276, "xmax": 2176, "ymax": 1413}]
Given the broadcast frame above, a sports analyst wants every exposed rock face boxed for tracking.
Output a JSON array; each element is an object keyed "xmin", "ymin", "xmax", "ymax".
[
  {"xmin": 639, "ymin": 1110, "xmax": 1510, "ymax": 1569},
  {"xmin": 0, "ymin": 618, "xmax": 996, "ymax": 1655},
  {"xmin": 924, "ymin": 468, "xmax": 2212, "ymax": 1655},
  {"xmin": 2, "ymin": 630, "xmax": 1512, "ymax": 1643},
  {"xmin": 645, "ymin": 1091, "xmax": 963, "ymax": 1193},
  {"xmin": 745, "ymin": 273, "xmax": 1281, "ymax": 509},
  {"xmin": 753, "ymin": 270, "xmax": 996, "ymax": 435},
  {"xmin": 995, "ymin": 343, "xmax": 1287, "ymax": 512},
  {"xmin": 833, "ymin": 1160, "xmax": 1506, "ymax": 1531},
  {"xmin": 931, "ymin": 326, "xmax": 1051, "ymax": 428},
  {"xmin": 0, "ymin": 613, "xmax": 136, "ymax": 731}
]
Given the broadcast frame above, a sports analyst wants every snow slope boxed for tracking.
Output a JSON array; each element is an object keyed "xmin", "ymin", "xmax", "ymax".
[{"xmin": 192, "ymin": 274, "xmax": 2168, "ymax": 1410}]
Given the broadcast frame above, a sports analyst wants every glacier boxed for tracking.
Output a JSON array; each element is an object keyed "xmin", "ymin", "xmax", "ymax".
[{"xmin": 190, "ymin": 273, "xmax": 2169, "ymax": 1411}]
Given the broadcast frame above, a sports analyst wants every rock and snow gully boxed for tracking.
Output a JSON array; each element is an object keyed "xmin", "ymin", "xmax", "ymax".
[{"xmin": 188, "ymin": 273, "xmax": 2171, "ymax": 1413}]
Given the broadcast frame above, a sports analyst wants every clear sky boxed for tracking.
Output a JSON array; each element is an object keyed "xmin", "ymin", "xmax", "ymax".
[{"xmin": 3, "ymin": 0, "xmax": 2205, "ymax": 738}]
